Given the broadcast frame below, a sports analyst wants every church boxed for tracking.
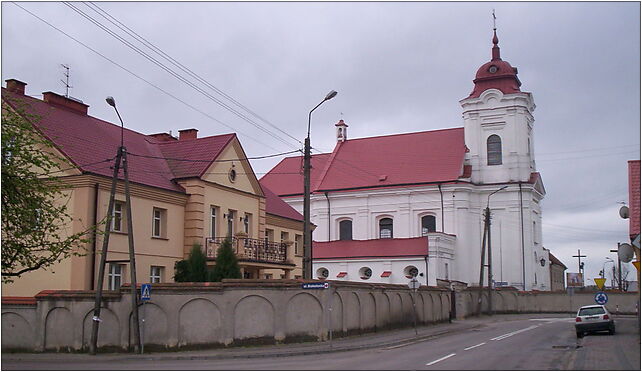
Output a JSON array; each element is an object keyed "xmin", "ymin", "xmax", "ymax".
[{"xmin": 260, "ymin": 29, "xmax": 551, "ymax": 291}]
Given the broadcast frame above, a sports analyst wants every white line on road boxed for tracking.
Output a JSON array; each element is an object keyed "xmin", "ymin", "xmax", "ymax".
[
  {"xmin": 490, "ymin": 325, "xmax": 539, "ymax": 341},
  {"xmin": 464, "ymin": 342, "xmax": 486, "ymax": 350},
  {"xmin": 426, "ymin": 353, "xmax": 456, "ymax": 366}
]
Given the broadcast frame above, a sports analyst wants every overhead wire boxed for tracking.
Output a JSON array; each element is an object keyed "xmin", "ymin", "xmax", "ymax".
[{"xmin": 10, "ymin": 2, "xmax": 285, "ymax": 154}]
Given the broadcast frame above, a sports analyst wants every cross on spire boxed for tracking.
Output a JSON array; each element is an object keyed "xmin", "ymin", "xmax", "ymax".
[{"xmin": 492, "ymin": 9, "xmax": 496, "ymax": 30}]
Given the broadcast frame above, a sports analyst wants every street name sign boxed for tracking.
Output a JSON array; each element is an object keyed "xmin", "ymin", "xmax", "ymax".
[
  {"xmin": 302, "ymin": 282, "xmax": 329, "ymax": 289},
  {"xmin": 594, "ymin": 291, "xmax": 608, "ymax": 305},
  {"xmin": 141, "ymin": 284, "xmax": 151, "ymax": 301}
]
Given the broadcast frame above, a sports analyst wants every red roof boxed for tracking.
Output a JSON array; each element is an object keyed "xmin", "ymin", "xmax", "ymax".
[
  {"xmin": 262, "ymin": 128, "xmax": 466, "ymax": 196},
  {"xmin": 260, "ymin": 182, "xmax": 303, "ymax": 221},
  {"xmin": 313, "ymin": 237, "xmax": 428, "ymax": 259},
  {"xmin": 1, "ymin": 88, "xmax": 238, "ymax": 193},
  {"xmin": 629, "ymin": 160, "xmax": 640, "ymax": 237},
  {"xmin": 548, "ymin": 252, "xmax": 567, "ymax": 270},
  {"xmin": 468, "ymin": 30, "xmax": 523, "ymax": 99}
]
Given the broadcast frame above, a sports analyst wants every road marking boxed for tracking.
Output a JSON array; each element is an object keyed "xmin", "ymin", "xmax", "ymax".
[
  {"xmin": 464, "ymin": 342, "xmax": 486, "ymax": 350},
  {"xmin": 530, "ymin": 318, "xmax": 574, "ymax": 322},
  {"xmin": 426, "ymin": 353, "xmax": 456, "ymax": 366},
  {"xmin": 490, "ymin": 325, "xmax": 538, "ymax": 341}
]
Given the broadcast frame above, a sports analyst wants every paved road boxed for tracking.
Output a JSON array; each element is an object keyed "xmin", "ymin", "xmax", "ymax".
[{"xmin": 3, "ymin": 315, "xmax": 639, "ymax": 370}]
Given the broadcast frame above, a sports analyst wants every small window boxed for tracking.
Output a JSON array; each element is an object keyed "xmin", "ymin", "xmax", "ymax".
[
  {"xmin": 265, "ymin": 228, "xmax": 274, "ymax": 242},
  {"xmin": 404, "ymin": 266, "xmax": 419, "ymax": 279},
  {"xmin": 150, "ymin": 266, "xmax": 163, "ymax": 283},
  {"xmin": 379, "ymin": 218, "xmax": 393, "ymax": 239},
  {"xmin": 244, "ymin": 213, "xmax": 251, "ymax": 234},
  {"xmin": 359, "ymin": 267, "xmax": 372, "ymax": 280},
  {"xmin": 487, "ymin": 134, "xmax": 502, "ymax": 165},
  {"xmin": 108, "ymin": 264, "xmax": 123, "ymax": 290},
  {"xmin": 294, "ymin": 234, "xmax": 302, "ymax": 255},
  {"xmin": 339, "ymin": 220, "xmax": 353, "ymax": 240},
  {"xmin": 112, "ymin": 201, "xmax": 124, "ymax": 232},
  {"xmin": 317, "ymin": 267, "xmax": 329, "ymax": 279},
  {"xmin": 421, "ymin": 215, "xmax": 436, "ymax": 236},
  {"xmin": 227, "ymin": 210, "xmax": 236, "ymax": 237},
  {"xmin": 152, "ymin": 208, "xmax": 166, "ymax": 238},
  {"xmin": 210, "ymin": 206, "xmax": 218, "ymax": 238},
  {"xmin": 281, "ymin": 231, "xmax": 289, "ymax": 243}
]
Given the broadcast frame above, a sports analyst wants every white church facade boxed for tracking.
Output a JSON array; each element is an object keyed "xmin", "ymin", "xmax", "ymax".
[{"xmin": 261, "ymin": 30, "xmax": 551, "ymax": 291}]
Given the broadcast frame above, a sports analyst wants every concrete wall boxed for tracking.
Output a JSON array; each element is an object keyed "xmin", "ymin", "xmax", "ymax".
[
  {"xmin": 457, "ymin": 288, "xmax": 639, "ymax": 319},
  {"xmin": 1, "ymin": 280, "xmax": 451, "ymax": 352}
]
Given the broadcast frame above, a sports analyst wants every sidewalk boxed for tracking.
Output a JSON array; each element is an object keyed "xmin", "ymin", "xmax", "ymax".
[{"xmin": 2, "ymin": 317, "xmax": 495, "ymax": 363}]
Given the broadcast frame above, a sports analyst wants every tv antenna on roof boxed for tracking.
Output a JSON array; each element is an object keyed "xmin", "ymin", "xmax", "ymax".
[{"xmin": 60, "ymin": 64, "xmax": 72, "ymax": 98}]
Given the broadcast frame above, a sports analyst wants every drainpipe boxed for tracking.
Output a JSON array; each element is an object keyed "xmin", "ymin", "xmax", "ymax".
[
  {"xmin": 90, "ymin": 183, "xmax": 99, "ymax": 290},
  {"xmin": 438, "ymin": 184, "xmax": 445, "ymax": 232},
  {"xmin": 424, "ymin": 255, "xmax": 429, "ymax": 286},
  {"xmin": 519, "ymin": 182, "xmax": 526, "ymax": 290},
  {"xmin": 325, "ymin": 192, "xmax": 331, "ymax": 241}
]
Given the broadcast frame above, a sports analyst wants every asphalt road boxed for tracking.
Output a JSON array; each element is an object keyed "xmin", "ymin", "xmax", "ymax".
[{"xmin": 3, "ymin": 315, "xmax": 639, "ymax": 370}]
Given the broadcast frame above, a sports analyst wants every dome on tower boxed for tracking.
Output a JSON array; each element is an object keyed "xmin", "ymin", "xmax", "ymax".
[{"xmin": 468, "ymin": 30, "xmax": 522, "ymax": 98}]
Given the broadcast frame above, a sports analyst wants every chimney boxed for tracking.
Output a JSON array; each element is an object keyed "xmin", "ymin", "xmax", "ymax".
[
  {"xmin": 42, "ymin": 91, "xmax": 89, "ymax": 115},
  {"xmin": 5, "ymin": 79, "xmax": 27, "ymax": 95},
  {"xmin": 335, "ymin": 119, "xmax": 348, "ymax": 142},
  {"xmin": 178, "ymin": 128, "xmax": 198, "ymax": 141}
]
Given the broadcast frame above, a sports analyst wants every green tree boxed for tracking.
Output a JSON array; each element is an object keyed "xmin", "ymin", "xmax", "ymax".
[
  {"xmin": 210, "ymin": 238, "xmax": 241, "ymax": 282},
  {"xmin": 173, "ymin": 243, "xmax": 208, "ymax": 282},
  {"xmin": 1, "ymin": 99, "xmax": 95, "ymax": 283}
]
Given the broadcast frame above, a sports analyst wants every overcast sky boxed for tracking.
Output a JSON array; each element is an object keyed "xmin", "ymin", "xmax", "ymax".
[{"xmin": 2, "ymin": 1, "xmax": 640, "ymax": 286}]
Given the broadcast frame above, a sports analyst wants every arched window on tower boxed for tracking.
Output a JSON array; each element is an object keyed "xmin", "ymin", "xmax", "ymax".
[
  {"xmin": 339, "ymin": 220, "xmax": 353, "ymax": 241},
  {"xmin": 379, "ymin": 218, "xmax": 393, "ymax": 239},
  {"xmin": 421, "ymin": 215, "xmax": 436, "ymax": 236},
  {"xmin": 487, "ymin": 134, "xmax": 502, "ymax": 165}
]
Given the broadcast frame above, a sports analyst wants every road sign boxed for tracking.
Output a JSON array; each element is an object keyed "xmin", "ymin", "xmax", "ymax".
[
  {"xmin": 302, "ymin": 282, "xmax": 329, "ymax": 290},
  {"xmin": 408, "ymin": 278, "xmax": 420, "ymax": 290},
  {"xmin": 594, "ymin": 291, "xmax": 608, "ymax": 305},
  {"xmin": 141, "ymin": 284, "xmax": 151, "ymax": 301},
  {"xmin": 594, "ymin": 278, "xmax": 606, "ymax": 290},
  {"xmin": 633, "ymin": 261, "xmax": 641, "ymax": 272}
]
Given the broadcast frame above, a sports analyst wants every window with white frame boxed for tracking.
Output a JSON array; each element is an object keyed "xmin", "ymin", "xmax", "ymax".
[
  {"xmin": 280, "ymin": 231, "xmax": 289, "ymax": 244},
  {"xmin": 244, "ymin": 213, "xmax": 251, "ymax": 234},
  {"xmin": 487, "ymin": 134, "xmax": 503, "ymax": 165},
  {"xmin": 379, "ymin": 218, "xmax": 393, "ymax": 239},
  {"xmin": 150, "ymin": 266, "xmax": 163, "ymax": 283},
  {"xmin": 152, "ymin": 207, "xmax": 166, "ymax": 238},
  {"xmin": 227, "ymin": 210, "xmax": 236, "ymax": 237},
  {"xmin": 108, "ymin": 263, "xmax": 123, "ymax": 290},
  {"xmin": 112, "ymin": 201, "xmax": 124, "ymax": 232},
  {"xmin": 265, "ymin": 228, "xmax": 274, "ymax": 242},
  {"xmin": 294, "ymin": 234, "xmax": 302, "ymax": 255},
  {"xmin": 339, "ymin": 219, "xmax": 353, "ymax": 240},
  {"xmin": 421, "ymin": 215, "xmax": 436, "ymax": 236},
  {"xmin": 210, "ymin": 206, "xmax": 218, "ymax": 238}
]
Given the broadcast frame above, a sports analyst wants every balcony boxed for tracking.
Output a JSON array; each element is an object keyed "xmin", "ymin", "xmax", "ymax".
[{"xmin": 205, "ymin": 236, "xmax": 289, "ymax": 265}]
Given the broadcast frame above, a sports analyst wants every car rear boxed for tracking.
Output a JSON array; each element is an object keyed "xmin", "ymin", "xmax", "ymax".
[{"xmin": 575, "ymin": 305, "xmax": 615, "ymax": 337}]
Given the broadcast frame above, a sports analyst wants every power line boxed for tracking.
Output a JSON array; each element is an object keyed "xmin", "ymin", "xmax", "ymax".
[
  {"xmin": 127, "ymin": 149, "xmax": 301, "ymax": 163},
  {"xmin": 84, "ymin": 1, "xmax": 302, "ymax": 147},
  {"xmin": 11, "ymin": 2, "xmax": 285, "ymax": 154},
  {"xmin": 62, "ymin": 2, "xmax": 299, "ymax": 151}
]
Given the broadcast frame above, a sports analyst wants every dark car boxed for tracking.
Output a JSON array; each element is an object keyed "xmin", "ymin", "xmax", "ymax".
[{"xmin": 575, "ymin": 305, "xmax": 615, "ymax": 338}]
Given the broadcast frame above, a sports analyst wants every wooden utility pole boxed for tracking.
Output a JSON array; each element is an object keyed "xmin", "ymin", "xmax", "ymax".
[
  {"xmin": 477, "ymin": 211, "xmax": 488, "ymax": 316},
  {"xmin": 486, "ymin": 207, "xmax": 493, "ymax": 315}
]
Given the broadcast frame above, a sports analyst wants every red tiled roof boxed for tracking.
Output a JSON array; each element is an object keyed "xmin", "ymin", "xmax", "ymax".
[
  {"xmin": 313, "ymin": 237, "xmax": 428, "ymax": 259},
  {"xmin": 1, "ymin": 88, "xmax": 239, "ymax": 193},
  {"xmin": 629, "ymin": 160, "xmax": 640, "ymax": 237},
  {"xmin": 260, "ymin": 153, "xmax": 331, "ymax": 196},
  {"xmin": 262, "ymin": 128, "xmax": 466, "ymax": 196},
  {"xmin": 260, "ymin": 182, "xmax": 303, "ymax": 221}
]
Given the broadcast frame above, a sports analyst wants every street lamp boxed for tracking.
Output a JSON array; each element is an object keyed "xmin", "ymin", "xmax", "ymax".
[{"xmin": 303, "ymin": 90, "xmax": 337, "ymax": 279}]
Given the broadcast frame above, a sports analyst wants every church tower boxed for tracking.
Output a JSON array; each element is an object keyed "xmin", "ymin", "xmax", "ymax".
[{"xmin": 460, "ymin": 29, "xmax": 536, "ymax": 184}]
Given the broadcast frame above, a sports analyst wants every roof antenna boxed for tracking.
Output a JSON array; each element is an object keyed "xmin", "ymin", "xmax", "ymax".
[{"xmin": 60, "ymin": 64, "xmax": 72, "ymax": 98}]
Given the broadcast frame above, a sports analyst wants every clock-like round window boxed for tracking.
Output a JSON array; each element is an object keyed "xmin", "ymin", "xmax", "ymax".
[
  {"xmin": 228, "ymin": 168, "xmax": 237, "ymax": 182},
  {"xmin": 488, "ymin": 65, "xmax": 498, "ymax": 73},
  {"xmin": 359, "ymin": 267, "xmax": 372, "ymax": 280},
  {"xmin": 317, "ymin": 267, "xmax": 329, "ymax": 279}
]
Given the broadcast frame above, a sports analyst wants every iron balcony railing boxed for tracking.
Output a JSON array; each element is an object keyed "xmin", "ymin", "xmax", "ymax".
[{"xmin": 205, "ymin": 236, "xmax": 287, "ymax": 264}]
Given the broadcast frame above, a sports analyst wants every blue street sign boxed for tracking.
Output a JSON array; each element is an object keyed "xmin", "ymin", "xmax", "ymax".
[
  {"xmin": 141, "ymin": 283, "xmax": 151, "ymax": 301},
  {"xmin": 302, "ymin": 282, "xmax": 329, "ymax": 290},
  {"xmin": 594, "ymin": 291, "xmax": 608, "ymax": 305}
]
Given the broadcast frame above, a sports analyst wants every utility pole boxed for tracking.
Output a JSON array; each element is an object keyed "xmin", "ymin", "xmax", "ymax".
[
  {"xmin": 486, "ymin": 206, "xmax": 493, "ymax": 315},
  {"xmin": 611, "ymin": 244, "xmax": 622, "ymax": 291},
  {"xmin": 89, "ymin": 97, "xmax": 141, "ymax": 354},
  {"xmin": 572, "ymin": 249, "xmax": 586, "ymax": 286},
  {"xmin": 477, "ymin": 210, "xmax": 488, "ymax": 316},
  {"xmin": 303, "ymin": 90, "xmax": 337, "ymax": 279}
]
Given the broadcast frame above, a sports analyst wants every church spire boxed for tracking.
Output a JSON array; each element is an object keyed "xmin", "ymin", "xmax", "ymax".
[{"xmin": 491, "ymin": 11, "xmax": 501, "ymax": 61}]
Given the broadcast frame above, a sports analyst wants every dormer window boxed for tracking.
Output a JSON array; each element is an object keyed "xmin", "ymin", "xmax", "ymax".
[{"xmin": 487, "ymin": 134, "xmax": 502, "ymax": 165}]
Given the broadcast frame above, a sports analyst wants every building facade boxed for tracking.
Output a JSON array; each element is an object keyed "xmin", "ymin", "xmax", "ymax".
[
  {"xmin": 262, "ymin": 30, "xmax": 553, "ymax": 290},
  {"xmin": 2, "ymin": 79, "xmax": 303, "ymax": 296}
]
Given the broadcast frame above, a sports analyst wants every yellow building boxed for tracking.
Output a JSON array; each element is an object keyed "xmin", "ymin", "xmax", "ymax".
[{"xmin": 2, "ymin": 79, "xmax": 303, "ymax": 297}]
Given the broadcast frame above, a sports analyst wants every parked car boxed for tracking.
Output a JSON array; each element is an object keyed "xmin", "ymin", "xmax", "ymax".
[{"xmin": 575, "ymin": 305, "xmax": 615, "ymax": 338}]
